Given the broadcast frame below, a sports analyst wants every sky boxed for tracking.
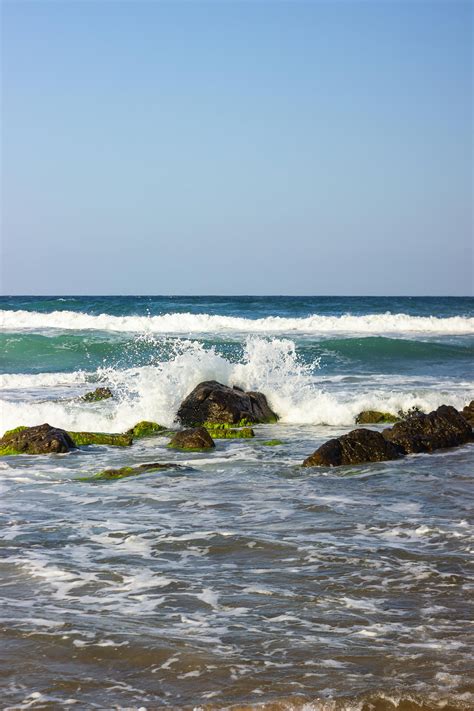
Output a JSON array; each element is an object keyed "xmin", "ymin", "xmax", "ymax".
[{"xmin": 1, "ymin": 0, "xmax": 472, "ymax": 295}]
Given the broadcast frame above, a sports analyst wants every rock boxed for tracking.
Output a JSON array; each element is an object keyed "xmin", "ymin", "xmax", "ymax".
[
  {"xmin": 81, "ymin": 387, "xmax": 113, "ymax": 402},
  {"xmin": 81, "ymin": 462, "xmax": 184, "ymax": 481},
  {"xmin": 355, "ymin": 410, "xmax": 398, "ymax": 424},
  {"xmin": 68, "ymin": 431, "xmax": 133, "ymax": 447},
  {"xmin": 0, "ymin": 423, "xmax": 76, "ymax": 455},
  {"xmin": 169, "ymin": 427, "xmax": 215, "ymax": 450},
  {"xmin": 383, "ymin": 405, "xmax": 473, "ymax": 454},
  {"xmin": 460, "ymin": 400, "xmax": 474, "ymax": 426},
  {"xmin": 177, "ymin": 381, "xmax": 278, "ymax": 426},
  {"xmin": 126, "ymin": 421, "xmax": 166, "ymax": 439},
  {"xmin": 203, "ymin": 423, "xmax": 255, "ymax": 439},
  {"xmin": 302, "ymin": 428, "xmax": 401, "ymax": 467},
  {"xmin": 260, "ymin": 439, "xmax": 284, "ymax": 446}
]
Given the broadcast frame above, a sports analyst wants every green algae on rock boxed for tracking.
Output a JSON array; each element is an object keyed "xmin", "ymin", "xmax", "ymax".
[
  {"xmin": 203, "ymin": 423, "xmax": 255, "ymax": 439},
  {"xmin": 68, "ymin": 431, "xmax": 133, "ymax": 447},
  {"xmin": 0, "ymin": 423, "xmax": 76, "ymax": 456},
  {"xmin": 2, "ymin": 426, "xmax": 29, "ymax": 438},
  {"xmin": 81, "ymin": 387, "xmax": 113, "ymax": 402},
  {"xmin": 168, "ymin": 427, "xmax": 215, "ymax": 451},
  {"xmin": 80, "ymin": 461, "xmax": 184, "ymax": 481},
  {"xmin": 355, "ymin": 410, "xmax": 399, "ymax": 424},
  {"xmin": 126, "ymin": 421, "xmax": 166, "ymax": 439},
  {"xmin": 259, "ymin": 439, "xmax": 284, "ymax": 446}
]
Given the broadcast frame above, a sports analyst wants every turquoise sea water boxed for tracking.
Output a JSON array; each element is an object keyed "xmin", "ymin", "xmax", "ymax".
[{"xmin": 1, "ymin": 296, "xmax": 473, "ymax": 709}]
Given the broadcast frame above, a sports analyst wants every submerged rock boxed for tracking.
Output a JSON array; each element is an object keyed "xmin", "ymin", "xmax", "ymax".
[
  {"xmin": 460, "ymin": 400, "xmax": 474, "ymax": 426},
  {"xmin": 68, "ymin": 431, "xmax": 133, "ymax": 447},
  {"xmin": 81, "ymin": 462, "xmax": 184, "ymax": 481},
  {"xmin": 126, "ymin": 421, "xmax": 166, "ymax": 439},
  {"xmin": 0, "ymin": 423, "xmax": 76, "ymax": 455},
  {"xmin": 81, "ymin": 387, "xmax": 113, "ymax": 402},
  {"xmin": 177, "ymin": 380, "xmax": 278, "ymax": 426},
  {"xmin": 302, "ymin": 428, "xmax": 400, "ymax": 467},
  {"xmin": 169, "ymin": 427, "xmax": 215, "ymax": 451},
  {"xmin": 383, "ymin": 404, "xmax": 472, "ymax": 454},
  {"xmin": 260, "ymin": 439, "xmax": 284, "ymax": 446},
  {"xmin": 355, "ymin": 410, "xmax": 398, "ymax": 424}
]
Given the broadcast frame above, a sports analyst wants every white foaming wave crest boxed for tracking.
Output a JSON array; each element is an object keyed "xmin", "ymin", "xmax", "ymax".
[
  {"xmin": 1, "ymin": 338, "xmax": 473, "ymax": 433},
  {"xmin": 1, "ymin": 309, "xmax": 474, "ymax": 335}
]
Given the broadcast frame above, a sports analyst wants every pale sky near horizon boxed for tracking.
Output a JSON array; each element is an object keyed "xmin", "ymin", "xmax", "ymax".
[{"xmin": 1, "ymin": 0, "xmax": 472, "ymax": 296}]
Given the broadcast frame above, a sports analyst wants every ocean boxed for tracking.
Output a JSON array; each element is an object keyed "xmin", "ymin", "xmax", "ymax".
[{"xmin": 1, "ymin": 295, "xmax": 473, "ymax": 710}]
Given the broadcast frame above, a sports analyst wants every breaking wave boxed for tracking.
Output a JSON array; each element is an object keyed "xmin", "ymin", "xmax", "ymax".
[
  {"xmin": 1, "ymin": 309, "xmax": 474, "ymax": 335},
  {"xmin": 1, "ymin": 338, "xmax": 472, "ymax": 433}
]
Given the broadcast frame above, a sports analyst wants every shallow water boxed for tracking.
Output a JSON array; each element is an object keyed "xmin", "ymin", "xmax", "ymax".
[{"xmin": 0, "ymin": 297, "xmax": 473, "ymax": 709}]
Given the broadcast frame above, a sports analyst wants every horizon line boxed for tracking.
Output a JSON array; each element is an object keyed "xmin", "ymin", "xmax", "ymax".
[{"xmin": 1, "ymin": 294, "xmax": 473, "ymax": 299}]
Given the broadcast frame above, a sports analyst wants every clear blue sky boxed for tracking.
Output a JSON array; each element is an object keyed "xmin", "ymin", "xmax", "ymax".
[{"xmin": 1, "ymin": 0, "xmax": 472, "ymax": 295}]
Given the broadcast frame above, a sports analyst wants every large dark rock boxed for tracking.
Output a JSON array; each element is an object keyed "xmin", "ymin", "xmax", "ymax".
[
  {"xmin": 460, "ymin": 400, "xmax": 474, "ymax": 427},
  {"xmin": 169, "ymin": 427, "xmax": 215, "ymax": 450},
  {"xmin": 383, "ymin": 405, "xmax": 472, "ymax": 454},
  {"xmin": 176, "ymin": 381, "xmax": 278, "ymax": 426},
  {"xmin": 302, "ymin": 428, "xmax": 401, "ymax": 467},
  {"xmin": 0, "ymin": 423, "xmax": 76, "ymax": 455}
]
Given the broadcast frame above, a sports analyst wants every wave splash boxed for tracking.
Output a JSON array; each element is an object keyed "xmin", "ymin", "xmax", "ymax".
[
  {"xmin": 1, "ymin": 338, "xmax": 471, "ymax": 433},
  {"xmin": 1, "ymin": 309, "xmax": 474, "ymax": 335}
]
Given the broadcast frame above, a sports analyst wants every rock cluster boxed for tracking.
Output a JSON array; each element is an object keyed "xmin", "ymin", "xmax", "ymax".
[
  {"xmin": 2, "ymin": 383, "xmax": 472, "ymax": 479},
  {"xmin": 303, "ymin": 405, "xmax": 473, "ymax": 467}
]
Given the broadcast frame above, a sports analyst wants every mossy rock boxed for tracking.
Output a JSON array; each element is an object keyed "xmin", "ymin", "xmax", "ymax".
[
  {"xmin": 81, "ymin": 387, "xmax": 113, "ymax": 402},
  {"xmin": 0, "ymin": 423, "xmax": 75, "ymax": 455},
  {"xmin": 68, "ymin": 431, "xmax": 133, "ymax": 447},
  {"xmin": 126, "ymin": 421, "xmax": 166, "ymax": 439},
  {"xmin": 203, "ymin": 423, "xmax": 255, "ymax": 439},
  {"xmin": 80, "ymin": 461, "xmax": 184, "ymax": 481},
  {"xmin": 259, "ymin": 439, "xmax": 284, "ymax": 446},
  {"xmin": 355, "ymin": 410, "xmax": 399, "ymax": 424}
]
